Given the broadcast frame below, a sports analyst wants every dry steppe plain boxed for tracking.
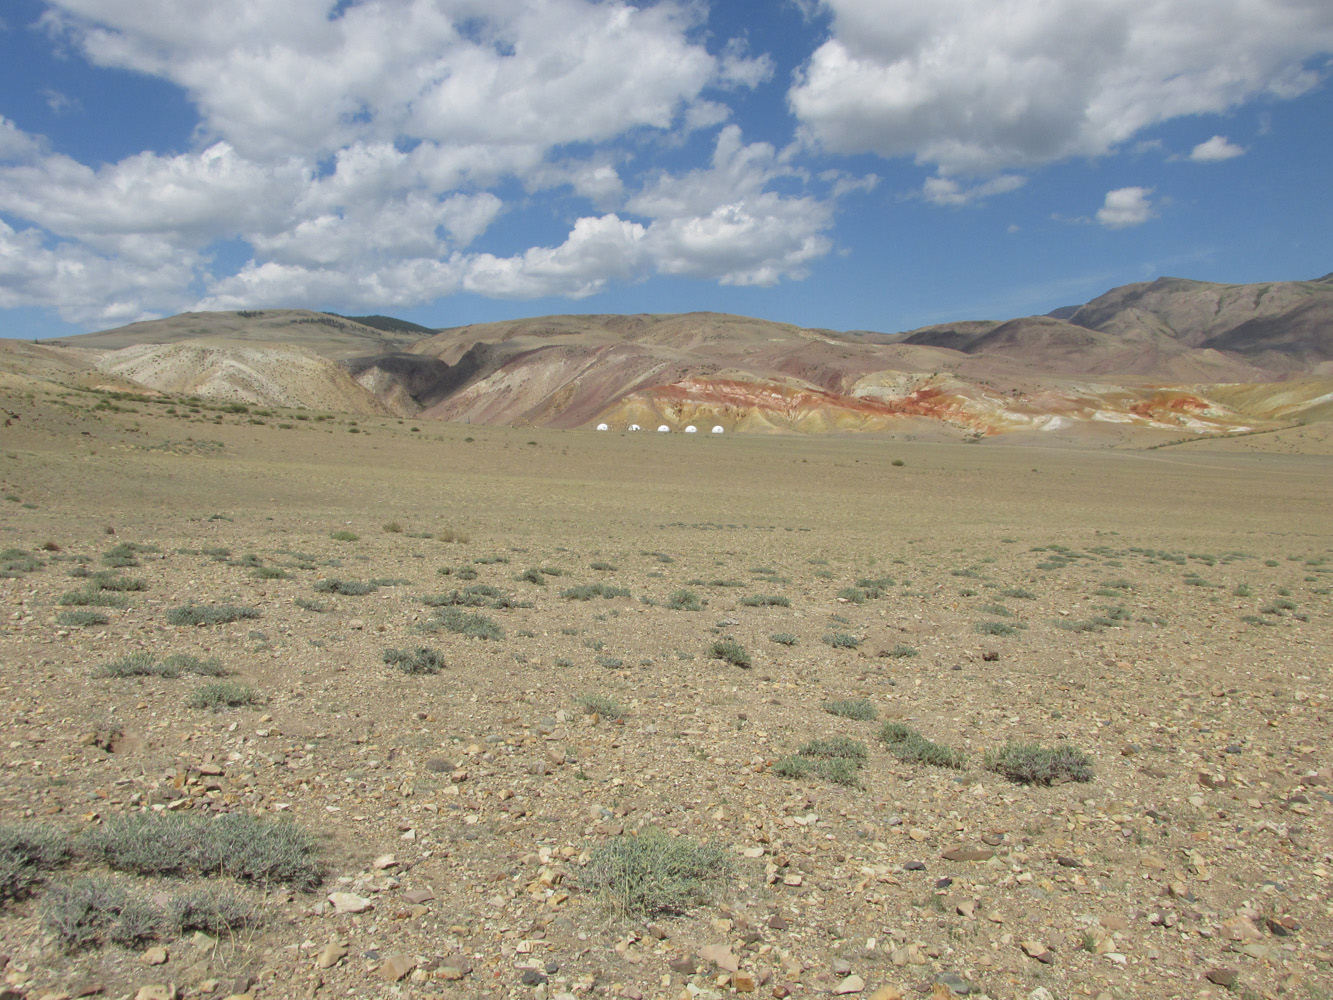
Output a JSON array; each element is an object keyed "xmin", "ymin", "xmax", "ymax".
[{"xmin": 0, "ymin": 385, "xmax": 1330, "ymax": 1000}]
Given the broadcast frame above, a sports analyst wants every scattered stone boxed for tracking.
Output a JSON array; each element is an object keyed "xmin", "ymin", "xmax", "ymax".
[
  {"xmin": 139, "ymin": 947, "xmax": 168, "ymax": 966},
  {"xmin": 133, "ymin": 987, "xmax": 175, "ymax": 1000},
  {"xmin": 435, "ymin": 962, "xmax": 471, "ymax": 981},
  {"xmin": 315, "ymin": 944, "xmax": 347, "ymax": 969},
  {"xmin": 698, "ymin": 944, "xmax": 739, "ymax": 973},
  {"xmin": 868, "ymin": 988, "xmax": 903, "ymax": 1000},
  {"xmin": 1019, "ymin": 940, "xmax": 1053, "ymax": 964},
  {"xmin": 732, "ymin": 971, "xmax": 756, "ymax": 993},
  {"xmin": 832, "ymin": 975, "xmax": 865, "ymax": 995},
  {"xmin": 521, "ymin": 969, "xmax": 548, "ymax": 986},
  {"xmin": 1204, "ymin": 968, "xmax": 1238, "ymax": 988},
  {"xmin": 934, "ymin": 972, "xmax": 971, "ymax": 996},
  {"xmin": 377, "ymin": 954, "xmax": 415, "ymax": 982},
  {"xmin": 941, "ymin": 848, "xmax": 993, "ymax": 863},
  {"xmin": 328, "ymin": 892, "xmax": 373, "ymax": 914}
]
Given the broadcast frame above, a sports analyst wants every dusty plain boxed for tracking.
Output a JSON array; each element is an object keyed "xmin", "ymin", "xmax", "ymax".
[{"xmin": 1, "ymin": 384, "xmax": 1331, "ymax": 1000}]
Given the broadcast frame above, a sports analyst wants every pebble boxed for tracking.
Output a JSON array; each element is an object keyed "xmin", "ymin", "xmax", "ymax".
[
  {"xmin": 327, "ymin": 892, "xmax": 373, "ymax": 913},
  {"xmin": 139, "ymin": 947, "xmax": 168, "ymax": 966},
  {"xmin": 1204, "ymin": 968, "xmax": 1238, "ymax": 987},
  {"xmin": 941, "ymin": 848, "xmax": 993, "ymax": 862},
  {"xmin": 832, "ymin": 975, "xmax": 865, "ymax": 995},
  {"xmin": 697, "ymin": 944, "xmax": 739, "ymax": 973},
  {"xmin": 377, "ymin": 954, "xmax": 415, "ymax": 982},
  {"xmin": 935, "ymin": 972, "xmax": 971, "ymax": 996},
  {"xmin": 315, "ymin": 944, "xmax": 347, "ymax": 969}
]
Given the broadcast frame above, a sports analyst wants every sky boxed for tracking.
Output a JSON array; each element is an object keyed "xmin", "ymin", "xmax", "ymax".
[{"xmin": 1, "ymin": 0, "xmax": 1331, "ymax": 340}]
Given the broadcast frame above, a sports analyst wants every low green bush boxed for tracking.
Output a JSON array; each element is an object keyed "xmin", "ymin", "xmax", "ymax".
[
  {"xmin": 576, "ymin": 693, "xmax": 625, "ymax": 718},
  {"xmin": 57, "ymin": 609, "xmax": 109, "ymax": 627},
  {"xmin": 709, "ymin": 638, "xmax": 751, "ymax": 668},
  {"xmin": 79, "ymin": 811, "xmax": 322, "ymax": 888},
  {"xmin": 0, "ymin": 823, "xmax": 72, "ymax": 904},
  {"xmin": 822, "ymin": 632, "xmax": 860, "ymax": 648},
  {"xmin": 878, "ymin": 722, "xmax": 966, "ymax": 769},
  {"xmin": 561, "ymin": 582, "xmax": 631, "ymax": 601},
  {"xmin": 984, "ymin": 742, "xmax": 1093, "ymax": 785},
  {"xmin": 93, "ymin": 652, "xmax": 222, "ymax": 679},
  {"xmin": 382, "ymin": 646, "xmax": 447, "ymax": 675},
  {"xmin": 580, "ymin": 829, "xmax": 731, "ymax": 917},
  {"xmin": 186, "ymin": 682, "xmax": 261, "ymax": 710},
  {"xmin": 312, "ymin": 578, "xmax": 376, "ymax": 595},
  {"xmin": 665, "ymin": 589, "xmax": 702, "ymax": 611},
  {"xmin": 739, "ymin": 594, "xmax": 790, "ymax": 607},
  {"xmin": 42, "ymin": 879, "xmax": 259, "ymax": 952},
  {"xmin": 431, "ymin": 607, "xmax": 504, "ymax": 641},
  {"xmin": 166, "ymin": 604, "xmax": 261, "ymax": 626},
  {"xmin": 821, "ymin": 698, "xmax": 877, "ymax": 721},
  {"xmin": 58, "ymin": 590, "xmax": 129, "ymax": 608}
]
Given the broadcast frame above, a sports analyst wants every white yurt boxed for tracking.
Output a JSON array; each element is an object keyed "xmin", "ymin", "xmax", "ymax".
[
  {"xmin": 595, "ymin": 423, "xmax": 609, "ymax": 431},
  {"xmin": 711, "ymin": 425, "xmax": 724, "ymax": 434},
  {"xmin": 684, "ymin": 425, "xmax": 697, "ymax": 434},
  {"xmin": 657, "ymin": 424, "xmax": 670, "ymax": 432}
]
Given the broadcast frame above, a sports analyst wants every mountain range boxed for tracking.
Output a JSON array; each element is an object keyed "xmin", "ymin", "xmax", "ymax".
[{"xmin": 8, "ymin": 273, "xmax": 1333, "ymax": 442}]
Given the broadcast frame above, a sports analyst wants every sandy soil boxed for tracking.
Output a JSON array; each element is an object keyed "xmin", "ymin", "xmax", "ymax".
[{"xmin": 0, "ymin": 384, "xmax": 1330, "ymax": 1000}]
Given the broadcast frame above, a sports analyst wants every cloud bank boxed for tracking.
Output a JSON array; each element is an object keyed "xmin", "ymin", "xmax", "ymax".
[
  {"xmin": 0, "ymin": 0, "xmax": 1329, "ymax": 327},
  {"xmin": 789, "ymin": 0, "xmax": 1333, "ymax": 174}
]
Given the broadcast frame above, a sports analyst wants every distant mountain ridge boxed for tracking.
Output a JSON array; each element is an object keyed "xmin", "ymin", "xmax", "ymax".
[{"xmin": 16, "ymin": 272, "xmax": 1333, "ymax": 441}]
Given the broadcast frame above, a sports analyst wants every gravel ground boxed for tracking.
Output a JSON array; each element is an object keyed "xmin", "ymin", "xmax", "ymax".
[{"xmin": 0, "ymin": 387, "xmax": 1330, "ymax": 1000}]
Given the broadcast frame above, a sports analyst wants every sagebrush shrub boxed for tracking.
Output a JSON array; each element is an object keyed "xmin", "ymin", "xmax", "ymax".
[{"xmin": 581, "ymin": 829, "xmax": 731, "ymax": 917}]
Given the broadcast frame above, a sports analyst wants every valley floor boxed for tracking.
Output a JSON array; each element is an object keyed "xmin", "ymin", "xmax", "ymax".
[{"xmin": 1, "ymin": 387, "xmax": 1330, "ymax": 1000}]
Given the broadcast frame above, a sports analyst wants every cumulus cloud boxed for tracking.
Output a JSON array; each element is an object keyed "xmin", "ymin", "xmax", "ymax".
[
  {"xmin": 1190, "ymin": 135, "xmax": 1246, "ymax": 161},
  {"xmin": 789, "ymin": 0, "xmax": 1333, "ymax": 174},
  {"xmin": 629, "ymin": 125, "xmax": 834, "ymax": 286},
  {"xmin": 3, "ymin": 1, "xmax": 833, "ymax": 324},
  {"xmin": 0, "ymin": 219, "xmax": 198, "ymax": 326},
  {"xmin": 1096, "ymin": 187, "xmax": 1155, "ymax": 229},
  {"xmin": 43, "ymin": 0, "xmax": 719, "ymax": 163},
  {"xmin": 923, "ymin": 174, "xmax": 1026, "ymax": 206},
  {"xmin": 0, "ymin": 118, "xmax": 43, "ymax": 162}
]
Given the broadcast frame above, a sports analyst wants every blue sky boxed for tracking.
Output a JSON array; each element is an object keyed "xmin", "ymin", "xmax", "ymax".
[{"xmin": 1, "ymin": 0, "xmax": 1330, "ymax": 340}]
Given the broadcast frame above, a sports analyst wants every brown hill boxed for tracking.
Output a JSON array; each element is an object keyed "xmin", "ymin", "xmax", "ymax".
[
  {"xmin": 20, "ymin": 273, "xmax": 1333, "ymax": 442},
  {"xmin": 42, "ymin": 309, "xmax": 421, "ymax": 360}
]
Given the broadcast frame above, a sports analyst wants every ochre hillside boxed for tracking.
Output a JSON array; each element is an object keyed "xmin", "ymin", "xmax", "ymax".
[{"xmin": 15, "ymin": 273, "xmax": 1333, "ymax": 443}]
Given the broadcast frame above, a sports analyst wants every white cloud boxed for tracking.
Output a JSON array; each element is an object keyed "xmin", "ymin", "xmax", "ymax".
[
  {"xmin": 1190, "ymin": 135, "xmax": 1246, "ymax": 161},
  {"xmin": 0, "ymin": 118, "xmax": 43, "ymax": 162},
  {"xmin": 0, "ymin": 219, "xmax": 197, "ymax": 326},
  {"xmin": 5, "ymin": 1, "xmax": 824, "ymax": 323},
  {"xmin": 465, "ymin": 214, "xmax": 648, "ymax": 299},
  {"xmin": 43, "ymin": 0, "xmax": 720, "ymax": 163},
  {"xmin": 923, "ymin": 174, "xmax": 1026, "ymax": 206},
  {"xmin": 717, "ymin": 37, "xmax": 776, "ymax": 90},
  {"xmin": 1096, "ymin": 186, "xmax": 1155, "ymax": 229},
  {"xmin": 789, "ymin": 0, "xmax": 1333, "ymax": 174},
  {"xmin": 628, "ymin": 126, "xmax": 835, "ymax": 286}
]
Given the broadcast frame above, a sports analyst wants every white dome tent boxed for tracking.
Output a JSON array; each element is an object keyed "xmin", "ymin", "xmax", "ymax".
[
  {"xmin": 657, "ymin": 425, "xmax": 670, "ymax": 432},
  {"xmin": 684, "ymin": 425, "xmax": 697, "ymax": 434},
  {"xmin": 711, "ymin": 425, "xmax": 724, "ymax": 434},
  {"xmin": 628, "ymin": 424, "xmax": 641, "ymax": 431},
  {"xmin": 595, "ymin": 423, "xmax": 608, "ymax": 431}
]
